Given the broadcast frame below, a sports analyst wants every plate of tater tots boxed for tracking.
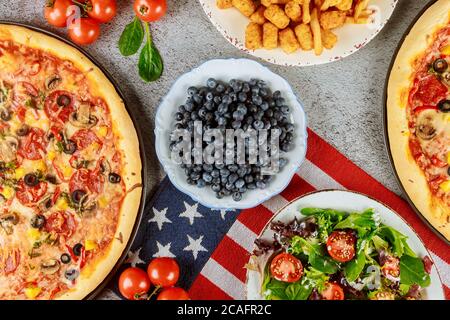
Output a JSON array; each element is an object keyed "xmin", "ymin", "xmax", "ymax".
[{"xmin": 199, "ymin": 0, "xmax": 398, "ymax": 66}]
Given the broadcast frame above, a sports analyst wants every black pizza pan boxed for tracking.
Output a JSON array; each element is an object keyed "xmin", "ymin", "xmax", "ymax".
[
  {"xmin": 0, "ymin": 20, "xmax": 149, "ymax": 298},
  {"xmin": 383, "ymin": 0, "xmax": 450, "ymax": 246}
]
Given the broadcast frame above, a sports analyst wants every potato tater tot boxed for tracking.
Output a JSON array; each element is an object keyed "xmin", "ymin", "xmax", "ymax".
[
  {"xmin": 294, "ymin": 24, "xmax": 313, "ymax": 50},
  {"xmin": 232, "ymin": 0, "xmax": 257, "ymax": 17},
  {"xmin": 261, "ymin": 0, "xmax": 272, "ymax": 7},
  {"xmin": 245, "ymin": 22, "xmax": 263, "ymax": 49},
  {"xmin": 216, "ymin": 0, "xmax": 233, "ymax": 9},
  {"xmin": 263, "ymin": 22, "xmax": 278, "ymax": 49},
  {"xmin": 285, "ymin": 1, "xmax": 302, "ymax": 23},
  {"xmin": 321, "ymin": 28, "xmax": 338, "ymax": 49},
  {"xmin": 250, "ymin": 6, "xmax": 267, "ymax": 24},
  {"xmin": 319, "ymin": 10, "xmax": 347, "ymax": 29},
  {"xmin": 279, "ymin": 27, "xmax": 300, "ymax": 53},
  {"xmin": 264, "ymin": 4, "xmax": 290, "ymax": 29}
]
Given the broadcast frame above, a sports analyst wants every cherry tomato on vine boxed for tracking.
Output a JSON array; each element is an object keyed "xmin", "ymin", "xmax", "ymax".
[
  {"xmin": 133, "ymin": 0, "xmax": 167, "ymax": 22},
  {"xmin": 68, "ymin": 17, "xmax": 100, "ymax": 45},
  {"xmin": 44, "ymin": 0, "xmax": 73, "ymax": 27},
  {"xmin": 87, "ymin": 0, "xmax": 117, "ymax": 23},
  {"xmin": 147, "ymin": 257, "xmax": 179, "ymax": 287},
  {"xmin": 157, "ymin": 287, "xmax": 190, "ymax": 300},
  {"xmin": 118, "ymin": 267, "xmax": 151, "ymax": 300}
]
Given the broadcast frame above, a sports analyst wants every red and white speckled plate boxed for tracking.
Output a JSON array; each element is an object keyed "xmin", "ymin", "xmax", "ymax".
[{"xmin": 199, "ymin": 0, "xmax": 398, "ymax": 66}]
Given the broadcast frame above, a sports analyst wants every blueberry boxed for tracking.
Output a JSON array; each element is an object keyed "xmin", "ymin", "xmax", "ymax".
[
  {"xmin": 256, "ymin": 181, "xmax": 266, "ymax": 189},
  {"xmin": 175, "ymin": 112, "xmax": 183, "ymax": 121},
  {"xmin": 233, "ymin": 110, "xmax": 244, "ymax": 121},
  {"xmin": 198, "ymin": 108, "xmax": 207, "ymax": 119},
  {"xmin": 187, "ymin": 86, "xmax": 198, "ymax": 96},
  {"xmin": 285, "ymin": 132, "xmax": 294, "ymax": 142},
  {"xmin": 237, "ymin": 167, "xmax": 247, "ymax": 177},
  {"xmin": 211, "ymin": 169, "xmax": 220, "ymax": 178},
  {"xmin": 215, "ymin": 163, "xmax": 225, "ymax": 169},
  {"xmin": 252, "ymin": 95, "xmax": 263, "ymax": 106},
  {"xmin": 178, "ymin": 105, "xmax": 186, "ymax": 113},
  {"xmin": 281, "ymin": 143, "xmax": 292, "ymax": 152},
  {"xmin": 251, "ymin": 86, "xmax": 259, "ymax": 95},
  {"xmin": 260, "ymin": 101, "xmax": 269, "ymax": 111},
  {"xmin": 249, "ymin": 78, "xmax": 258, "ymax": 86},
  {"xmin": 217, "ymin": 117, "xmax": 227, "ymax": 126},
  {"xmin": 202, "ymin": 172, "xmax": 213, "ymax": 183},
  {"xmin": 228, "ymin": 164, "xmax": 238, "ymax": 172},
  {"xmin": 221, "ymin": 176, "xmax": 228, "ymax": 184},
  {"xmin": 244, "ymin": 175, "xmax": 254, "ymax": 183},
  {"xmin": 216, "ymin": 84, "xmax": 225, "ymax": 93},
  {"xmin": 228, "ymin": 173, "xmax": 238, "ymax": 184},
  {"xmin": 225, "ymin": 182, "xmax": 234, "ymax": 190},
  {"xmin": 239, "ymin": 186, "xmax": 247, "ymax": 193},
  {"xmin": 207, "ymin": 78, "xmax": 217, "ymax": 89},
  {"xmin": 218, "ymin": 103, "xmax": 228, "ymax": 114},
  {"xmin": 190, "ymin": 172, "xmax": 200, "ymax": 181},
  {"xmin": 281, "ymin": 106, "xmax": 289, "ymax": 114},
  {"xmin": 213, "ymin": 96, "xmax": 222, "ymax": 104},
  {"xmin": 249, "ymin": 105, "xmax": 258, "ymax": 114},
  {"xmin": 229, "ymin": 92, "xmax": 237, "ymax": 102},
  {"xmin": 232, "ymin": 121, "xmax": 242, "ymax": 129},
  {"xmin": 265, "ymin": 109, "xmax": 274, "ymax": 117},
  {"xmin": 247, "ymin": 183, "xmax": 256, "ymax": 190},
  {"xmin": 273, "ymin": 90, "xmax": 281, "ymax": 99},
  {"xmin": 220, "ymin": 168, "xmax": 230, "ymax": 177},
  {"xmin": 194, "ymin": 165, "xmax": 203, "ymax": 172},
  {"xmin": 222, "ymin": 95, "xmax": 232, "ymax": 105},
  {"xmin": 216, "ymin": 191, "xmax": 225, "ymax": 199},
  {"xmin": 237, "ymin": 104, "xmax": 247, "ymax": 115},
  {"xmin": 253, "ymin": 120, "xmax": 264, "ymax": 130},
  {"xmin": 212, "ymin": 184, "xmax": 221, "ymax": 192},
  {"xmin": 275, "ymin": 98, "xmax": 285, "ymax": 107},
  {"xmin": 202, "ymin": 164, "xmax": 213, "ymax": 172},
  {"xmin": 279, "ymin": 158, "xmax": 287, "ymax": 168},
  {"xmin": 197, "ymin": 179, "xmax": 206, "ymax": 188},
  {"xmin": 259, "ymin": 88, "xmax": 268, "ymax": 97},
  {"xmin": 187, "ymin": 178, "xmax": 195, "ymax": 185},
  {"xmin": 232, "ymin": 192, "xmax": 242, "ymax": 202},
  {"xmin": 238, "ymin": 92, "xmax": 247, "ymax": 102},
  {"xmin": 223, "ymin": 189, "xmax": 232, "ymax": 196},
  {"xmin": 235, "ymin": 179, "xmax": 245, "ymax": 189},
  {"xmin": 193, "ymin": 94, "xmax": 202, "ymax": 104},
  {"xmin": 242, "ymin": 83, "xmax": 250, "ymax": 93},
  {"xmin": 206, "ymin": 92, "xmax": 214, "ymax": 101}
]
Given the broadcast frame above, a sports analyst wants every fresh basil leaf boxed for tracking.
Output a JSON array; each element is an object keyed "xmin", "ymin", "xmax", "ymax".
[
  {"xmin": 344, "ymin": 241, "xmax": 367, "ymax": 283},
  {"xmin": 334, "ymin": 209, "xmax": 377, "ymax": 236},
  {"xmin": 285, "ymin": 281, "xmax": 313, "ymax": 300},
  {"xmin": 400, "ymin": 255, "xmax": 430, "ymax": 287},
  {"xmin": 119, "ymin": 17, "xmax": 144, "ymax": 56},
  {"xmin": 138, "ymin": 40, "xmax": 163, "ymax": 82},
  {"xmin": 291, "ymin": 237, "xmax": 338, "ymax": 274}
]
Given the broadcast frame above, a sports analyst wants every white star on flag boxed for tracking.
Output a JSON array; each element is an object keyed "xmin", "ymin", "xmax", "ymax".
[
  {"xmin": 213, "ymin": 209, "xmax": 228, "ymax": 220},
  {"xmin": 153, "ymin": 241, "xmax": 175, "ymax": 258},
  {"xmin": 179, "ymin": 201, "xmax": 203, "ymax": 225},
  {"xmin": 125, "ymin": 247, "xmax": 145, "ymax": 267},
  {"xmin": 148, "ymin": 207, "xmax": 171, "ymax": 230},
  {"xmin": 183, "ymin": 235, "xmax": 207, "ymax": 260}
]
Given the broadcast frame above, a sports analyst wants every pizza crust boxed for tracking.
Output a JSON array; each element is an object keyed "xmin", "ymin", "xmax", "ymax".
[
  {"xmin": 0, "ymin": 24, "xmax": 143, "ymax": 299},
  {"xmin": 387, "ymin": 0, "xmax": 450, "ymax": 241}
]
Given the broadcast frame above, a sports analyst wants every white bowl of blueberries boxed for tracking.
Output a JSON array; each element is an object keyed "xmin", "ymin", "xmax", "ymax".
[{"xmin": 155, "ymin": 59, "xmax": 307, "ymax": 210}]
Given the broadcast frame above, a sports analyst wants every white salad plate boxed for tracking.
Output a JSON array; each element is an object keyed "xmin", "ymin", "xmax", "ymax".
[
  {"xmin": 246, "ymin": 190, "xmax": 445, "ymax": 300},
  {"xmin": 155, "ymin": 58, "xmax": 308, "ymax": 210},
  {"xmin": 198, "ymin": 0, "xmax": 398, "ymax": 66}
]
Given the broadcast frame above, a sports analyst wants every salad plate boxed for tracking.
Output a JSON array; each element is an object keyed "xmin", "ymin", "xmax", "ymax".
[{"xmin": 246, "ymin": 190, "xmax": 445, "ymax": 300}]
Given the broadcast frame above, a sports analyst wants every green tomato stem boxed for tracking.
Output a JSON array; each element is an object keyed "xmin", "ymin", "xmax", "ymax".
[{"xmin": 144, "ymin": 22, "xmax": 152, "ymax": 44}]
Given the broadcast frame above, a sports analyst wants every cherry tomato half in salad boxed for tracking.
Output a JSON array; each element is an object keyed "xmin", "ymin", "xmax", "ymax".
[
  {"xmin": 118, "ymin": 267, "xmax": 151, "ymax": 300},
  {"xmin": 321, "ymin": 283, "xmax": 345, "ymax": 300},
  {"xmin": 133, "ymin": 0, "xmax": 167, "ymax": 22},
  {"xmin": 381, "ymin": 255, "xmax": 400, "ymax": 278},
  {"xmin": 326, "ymin": 230, "xmax": 356, "ymax": 263},
  {"xmin": 270, "ymin": 253, "xmax": 303, "ymax": 283},
  {"xmin": 68, "ymin": 17, "xmax": 101, "ymax": 46},
  {"xmin": 44, "ymin": 0, "xmax": 73, "ymax": 27},
  {"xmin": 147, "ymin": 257, "xmax": 180, "ymax": 287},
  {"xmin": 87, "ymin": 0, "xmax": 117, "ymax": 23},
  {"xmin": 157, "ymin": 287, "xmax": 190, "ymax": 300}
]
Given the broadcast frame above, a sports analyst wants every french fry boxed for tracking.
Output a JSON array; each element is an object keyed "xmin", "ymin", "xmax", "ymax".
[
  {"xmin": 264, "ymin": 4, "xmax": 290, "ymax": 29},
  {"xmin": 245, "ymin": 22, "xmax": 263, "ymax": 49},
  {"xmin": 320, "ymin": 0, "xmax": 341, "ymax": 11},
  {"xmin": 354, "ymin": 0, "xmax": 369, "ymax": 19},
  {"xmin": 302, "ymin": 0, "xmax": 311, "ymax": 24},
  {"xmin": 310, "ymin": 8, "xmax": 323, "ymax": 55},
  {"xmin": 294, "ymin": 24, "xmax": 314, "ymax": 50},
  {"xmin": 336, "ymin": 0, "xmax": 353, "ymax": 11},
  {"xmin": 250, "ymin": 6, "xmax": 267, "ymax": 24},
  {"xmin": 216, "ymin": 0, "xmax": 233, "ymax": 9},
  {"xmin": 263, "ymin": 22, "xmax": 279, "ymax": 49},
  {"xmin": 285, "ymin": 1, "xmax": 302, "ymax": 23},
  {"xmin": 232, "ymin": 0, "xmax": 257, "ymax": 17},
  {"xmin": 279, "ymin": 27, "xmax": 300, "ymax": 53}
]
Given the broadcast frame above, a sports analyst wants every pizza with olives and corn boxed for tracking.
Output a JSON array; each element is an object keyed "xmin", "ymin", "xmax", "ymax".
[
  {"xmin": 387, "ymin": 0, "xmax": 450, "ymax": 241},
  {"xmin": 0, "ymin": 24, "xmax": 142, "ymax": 299}
]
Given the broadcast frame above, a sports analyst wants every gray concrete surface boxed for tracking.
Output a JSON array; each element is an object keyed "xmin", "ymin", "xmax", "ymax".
[{"xmin": 0, "ymin": 0, "xmax": 431, "ymax": 298}]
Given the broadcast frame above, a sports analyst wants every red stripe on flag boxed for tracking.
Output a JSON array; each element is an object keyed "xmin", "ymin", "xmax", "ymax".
[
  {"xmin": 188, "ymin": 274, "xmax": 233, "ymax": 300},
  {"xmin": 210, "ymin": 236, "xmax": 250, "ymax": 282},
  {"xmin": 306, "ymin": 129, "xmax": 449, "ymax": 263},
  {"xmin": 237, "ymin": 205, "xmax": 274, "ymax": 235},
  {"xmin": 280, "ymin": 174, "xmax": 316, "ymax": 201}
]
